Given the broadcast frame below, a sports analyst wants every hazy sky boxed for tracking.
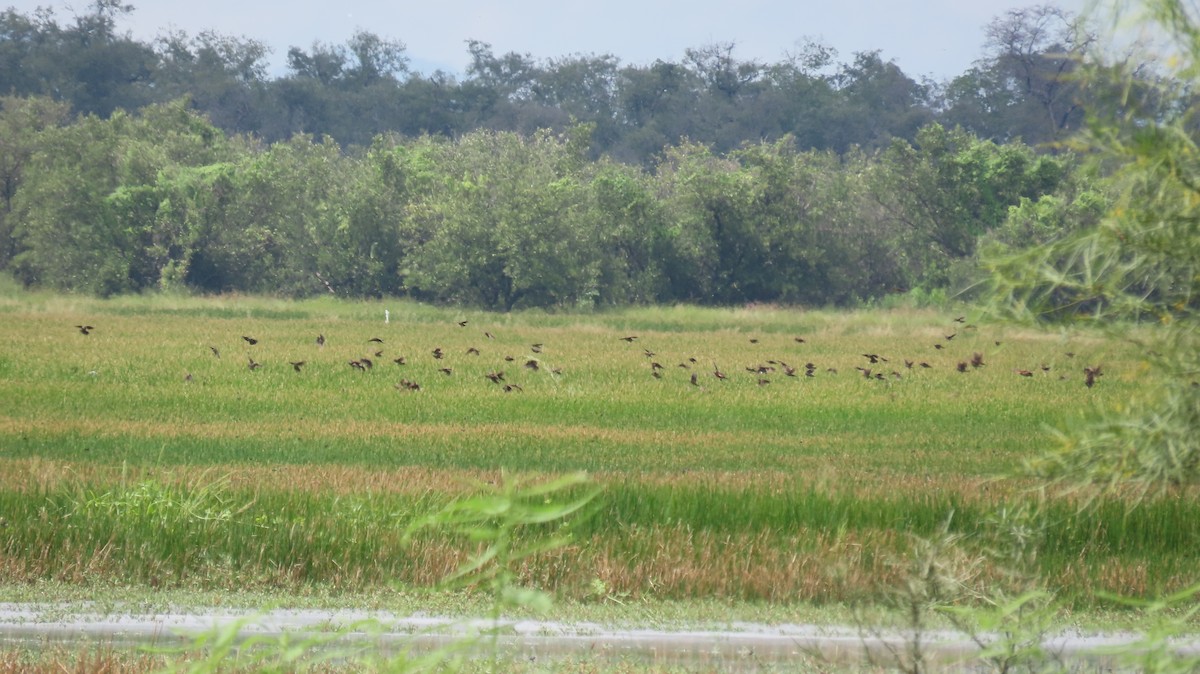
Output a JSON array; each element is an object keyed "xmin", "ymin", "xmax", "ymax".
[{"xmin": 7, "ymin": 0, "xmax": 1089, "ymax": 81}]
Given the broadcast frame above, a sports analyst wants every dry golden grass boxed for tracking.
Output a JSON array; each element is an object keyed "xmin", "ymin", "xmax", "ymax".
[
  {"xmin": 0, "ymin": 457, "xmax": 1027, "ymax": 508},
  {"xmin": 0, "ymin": 417, "xmax": 810, "ymax": 456}
]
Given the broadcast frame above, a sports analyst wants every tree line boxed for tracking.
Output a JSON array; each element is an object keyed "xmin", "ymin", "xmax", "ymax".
[
  {"xmin": 0, "ymin": 2, "xmax": 1157, "ymax": 307},
  {"xmin": 0, "ymin": 2, "xmax": 1112, "ymax": 161},
  {"xmin": 1, "ymin": 93, "xmax": 1098, "ymax": 307}
]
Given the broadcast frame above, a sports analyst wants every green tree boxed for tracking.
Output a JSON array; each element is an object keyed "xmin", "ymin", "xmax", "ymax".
[
  {"xmin": 343, "ymin": 30, "xmax": 409, "ymax": 86},
  {"xmin": 0, "ymin": 2, "xmax": 157, "ymax": 117},
  {"xmin": 329, "ymin": 135, "xmax": 414, "ymax": 297},
  {"xmin": 870, "ymin": 123, "xmax": 1068, "ymax": 290},
  {"xmin": 612, "ymin": 60, "xmax": 701, "ymax": 164},
  {"xmin": 11, "ymin": 99, "xmax": 232, "ymax": 294},
  {"xmin": 654, "ymin": 140, "xmax": 762, "ymax": 303},
  {"xmin": 464, "ymin": 40, "xmax": 540, "ymax": 102},
  {"xmin": 804, "ymin": 147, "xmax": 913, "ymax": 304},
  {"xmin": 269, "ymin": 31, "xmax": 409, "ymax": 146},
  {"xmin": 943, "ymin": 5, "xmax": 1095, "ymax": 145},
  {"xmin": 54, "ymin": 1, "xmax": 157, "ymax": 117},
  {"xmin": 829, "ymin": 51, "xmax": 934, "ymax": 153},
  {"xmin": 586, "ymin": 159, "xmax": 672, "ymax": 303},
  {"xmin": 759, "ymin": 42, "xmax": 840, "ymax": 150},
  {"xmin": 152, "ymin": 160, "xmax": 241, "ymax": 292},
  {"xmin": 201, "ymin": 134, "xmax": 352, "ymax": 295},
  {"xmin": 404, "ymin": 127, "xmax": 603, "ymax": 310},
  {"xmin": 685, "ymin": 42, "xmax": 791, "ymax": 155},
  {"xmin": 983, "ymin": 179, "xmax": 1108, "ymax": 252},
  {"xmin": 387, "ymin": 71, "xmax": 465, "ymax": 137},
  {"xmin": 153, "ymin": 29, "xmax": 271, "ymax": 133},
  {"xmin": 0, "ymin": 8, "xmax": 53, "ymax": 97},
  {"xmin": 731, "ymin": 137, "xmax": 831, "ymax": 303},
  {"xmin": 530, "ymin": 53, "xmax": 621, "ymax": 151},
  {"xmin": 0, "ymin": 96, "xmax": 72, "ymax": 269}
]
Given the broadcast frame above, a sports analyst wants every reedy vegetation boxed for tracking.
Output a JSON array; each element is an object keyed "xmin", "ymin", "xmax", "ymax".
[{"xmin": 985, "ymin": 0, "xmax": 1200, "ymax": 498}]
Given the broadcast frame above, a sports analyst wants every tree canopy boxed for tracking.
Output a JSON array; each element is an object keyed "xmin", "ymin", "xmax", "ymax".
[
  {"xmin": 0, "ymin": 2, "xmax": 1179, "ymax": 312},
  {"xmin": 0, "ymin": 2, "xmax": 1130, "ymax": 161}
]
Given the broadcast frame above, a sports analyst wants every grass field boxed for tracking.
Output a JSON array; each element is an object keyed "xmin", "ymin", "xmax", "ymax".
[{"xmin": 0, "ymin": 288, "xmax": 1195, "ymax": 614}]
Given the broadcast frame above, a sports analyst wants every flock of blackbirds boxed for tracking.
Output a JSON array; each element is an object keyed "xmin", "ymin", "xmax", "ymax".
[
  {"xmin": 71, "ymin": 314, "xmax": 1107, "ymax": 392},
  {"xmin": 201, "ymin": 321, "xmax": 554, "ymax": 393},
  {"xmin": 616, "ymin": 318, "xmax": 1104, "ymax": 389}
]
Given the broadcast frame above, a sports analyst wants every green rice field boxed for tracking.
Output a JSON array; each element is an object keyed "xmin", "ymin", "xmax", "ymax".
[{"xmin": 0, "ymin": 289, "xmax": 1195, "ymax": 611}]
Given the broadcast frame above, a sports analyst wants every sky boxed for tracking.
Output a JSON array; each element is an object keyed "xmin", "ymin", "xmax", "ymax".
[{"xmin": 7, "ymin": 0, "xmax": 1090, "ymax": 81}]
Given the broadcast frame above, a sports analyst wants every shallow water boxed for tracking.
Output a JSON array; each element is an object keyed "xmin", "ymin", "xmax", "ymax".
[{"xmin": 0, "ymin": 603, "xmax": 1194, "ymax": 671}]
